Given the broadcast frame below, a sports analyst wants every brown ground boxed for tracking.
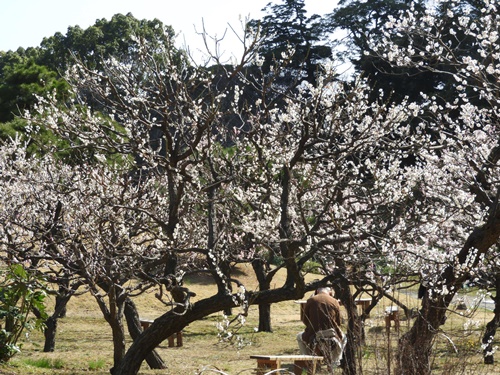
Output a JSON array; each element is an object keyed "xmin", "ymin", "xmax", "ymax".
[{"xmin": 0, "ymin": 264, "xmax": 498, "ymax": 374}]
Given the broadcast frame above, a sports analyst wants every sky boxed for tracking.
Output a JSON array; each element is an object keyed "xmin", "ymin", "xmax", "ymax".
[{"xmin": 0, "ymin": 0, "xmax": 336, "ymax": 63}]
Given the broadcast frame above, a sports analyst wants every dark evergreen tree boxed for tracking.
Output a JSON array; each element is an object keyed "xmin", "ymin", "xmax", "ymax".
[
  {"xmin": 0, "ymin": 13, "xmax": 182, "ymax": 151},
  {"xmin": 325, "ymin": 0, "xmax": 493, "ymax": 109},
  {"xmin": 325, "ymin": 0, "xmax": 433, "ymax": 103},
  {"xmin": 247, "ymin": 0, "xmax": 332, "ymax": 87},
  {"xmin": 38, "ymin": 13, "xmax": 177, "ymax": 72},
  {"xmin": 0, "ymin": 58, "xmax": 68, "ymax": 123}
]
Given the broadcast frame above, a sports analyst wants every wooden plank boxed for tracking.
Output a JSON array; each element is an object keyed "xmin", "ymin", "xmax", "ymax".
[
  {"xmin": 356, "ymin": 298, "xmax": 372, "ymax": 317},
  {"xmin": 385, "ymin": 306, "xmax": 400, "ymax": 332},
  {"xmin": 250, "ymin": 355, "xmax": 322, "ymax": 361},
  {"xmin": 140, "ymin": 319, "xmax": 183, "ymax": 347},
  {"xmin": 139, "ymin": 319, "xmax": 154, "ymax": 330},
  {"xmin": 251, "ymin": 355, "xmax": 323, "ymax": 375}
]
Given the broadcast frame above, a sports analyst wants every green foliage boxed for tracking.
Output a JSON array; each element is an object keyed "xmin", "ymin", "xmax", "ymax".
[
  {"xmin": 269, "ymin": 254, "xmax": 284, "ymax": 267},
  {"xmin": 0, "ymin": 13, "xmax": 180, "ymax": 159},
  {"xmin": 38, "ymin": 12, "xmax": 177, "ymax": 72},
  {"xmin": 0, "ymin": 118, "xmax": 25, "ymax": 139},
  {"xmin": 0, "ymin": 118, "xmax": 73, "ymax": 162},
  {"xmin": 303, "ymin": 260, "xmax": 322, "ymax": 274},
  {"xmin": 0, "ymin": 118, "xmax": 54, "ymax": 154},
  {"xmin": 0, "ymin": 264, "xmax": 48, "ymax": 362},
  {"xmin": 23, "ymin": 357, "xmax": 65, "ymax": 369},
  {"xmin": 0, "ymin": 102, "xmax": 132, "ymax": 167},
  {"xmin": 0, "ymin": 57, "xmax": 69, "ymax": 123},
  {"xmin": 88, "ymin": 358, "xmax": 106, "ymax": 370}
]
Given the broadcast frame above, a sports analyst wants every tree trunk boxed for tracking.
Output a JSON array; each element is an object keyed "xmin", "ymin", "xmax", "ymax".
[
  {"xmin": 43, "ymin": 316, "xmax": 57, "ymax": 352},
  {"xmin": 115, "ymin": 288, "xmax": 303, "ymax": 375},
  {"xmin": 397, "ymin": 284, "xmax": 468, "ymax": 375},
  {"xmin": 482, "ymin": 273, "xmax": 500, "ymax": 364},
  {"xmin": 109, "ymin": 311, "xmax": 126, "ymax": 375},
  {"xmin": 397, "ymin": 201, "xmax": 500, "ymax": 375},
  {"xmin": 396, "ymin": 298, "xmax": 446, "ymax": 375},
  {"xmin": 105, "ymin": 285, "xmax": 127, "ymax": 375},
  {"xmin": 123, "ymin": 299, "xmax": 166, "ymax": 369},
  {"xmin": 258, "ymin": 304, "xmax": 272, "ymax": 332},
  {"xmin": 396, "ymin": 261, "xmax": 463, "ymax": 375},
  {"xmin": 333, "ymin": 265, "xmax": 361, "ymax": 375},
  {"xmin": 116, "ymin": 295, "xmax": 231, "ymax": 375},
  {"xmin": 55, "ymin": 277, "xmax": 70, "ymax": 318},
  {"xmin": 31, "ymin": 292, "xmax": 71, "ymax": 353},
  {"xmin": 55, "ymin": 295, "xmax": 67, "ymax": 318},
  {"xmin": 252, "ymin": 258, "xmax": 272, "ymax": 332},
  {"xmin": 44, "ymin": 293, "xmax": 71, "ymax": 352},
  {"xmin": 220, "ymin": 260, "xmax": 233, "ymax": 316}
]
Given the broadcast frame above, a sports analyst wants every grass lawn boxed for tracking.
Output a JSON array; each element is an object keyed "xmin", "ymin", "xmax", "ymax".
[{"xmin": 0, "ymin": 265, "xmax": 498, "ymax": 374}]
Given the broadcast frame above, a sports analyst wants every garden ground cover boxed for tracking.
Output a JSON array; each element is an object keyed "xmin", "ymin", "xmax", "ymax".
[{"xmin": 0, "ymin": 264, "xmax": 498, "ymax": 375}]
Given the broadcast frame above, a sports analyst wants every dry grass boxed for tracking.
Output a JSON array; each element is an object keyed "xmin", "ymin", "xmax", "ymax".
[{"xmin": 0, "ymin": 265, "xmax": 498, "ymax": 375}]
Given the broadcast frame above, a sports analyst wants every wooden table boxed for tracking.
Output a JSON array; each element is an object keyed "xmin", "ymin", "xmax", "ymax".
[
  {"xmin": 139, "ymin": 319, "xmax": 183, "ymax": 347},
  {"xmin": 295, "ymin": 300, "xmax": 307, "ymax": 320},
  {"xmin": 384, "ymin": 306, "xmax": 400, "ymax": 333},
  {"xmin": 355, "ymin": 298, "xmax": 372, "ymax": 317},
  {"xmin": 250, "ymin": 355, "xmax": 323, "ymax": 375}
]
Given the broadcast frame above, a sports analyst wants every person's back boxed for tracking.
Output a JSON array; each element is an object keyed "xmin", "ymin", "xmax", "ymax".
[
  {"xmin": 297, "ymin": 287, "xmax": 346, "ymax": 371},
  {"xmin": 302, "ymin": 290, "xmax": 342, "ymax": 346}
]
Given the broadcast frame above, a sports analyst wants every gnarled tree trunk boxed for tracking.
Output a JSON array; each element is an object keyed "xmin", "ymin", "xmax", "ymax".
[
  {"xmin": 396, "ymin": 295, "xmax": 450, "ymax": 375},
  {"xmin": 32, "ymin": 288, "xmax": 73, "ymax": 352},
  {"xmin": 397, "ymin": 206, "xmax": 500, "ymax": 375},
  {"xmin": 109, "ymin": 301, "xmax": 126, "ymax": 375},
  {"xmin": 482, "ymin": 272, "xmax": 500, "ymax": 364},
  {"xmin": 252, "ymin": 258, "xmax": 272, "ymax": 332},
  {"xmin": 115, "ymin": 285, "xmax": 303, "ymax": 375},
  {"xmin": 124, "ymin": 299, "xmax": 166, "ymax": 369},
  {"xmin": 333, "ymin": 262, "xmax": 362, "ymax": 375}
]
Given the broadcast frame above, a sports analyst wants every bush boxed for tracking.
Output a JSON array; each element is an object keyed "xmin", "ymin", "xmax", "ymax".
[
  {"xmin": 23, "ymin": 357, "xmax": 65, "ymax": 369},
  {"xmin": 0, "ymin": 264, "xmax": 47, "ymax": 362}
]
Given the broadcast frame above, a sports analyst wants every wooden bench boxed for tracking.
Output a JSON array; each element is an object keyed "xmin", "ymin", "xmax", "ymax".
[
  {"xmin": 250, "ymin": 355, "xmax": 323, "ymax": 375},
  {"xmin": 384, "ymin": 306, "xmax": 400, "ymax": 333},
  {"xmin": 355, "ymin": 298, "xmax": 372, "ymax": 317},
  {"xmin": 295, "ymin": 300, "xmax": 307, "ymax": 321},
  {"xmin": 139, "ymin": 319, "xmax": 183, "ymax": 347}
]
